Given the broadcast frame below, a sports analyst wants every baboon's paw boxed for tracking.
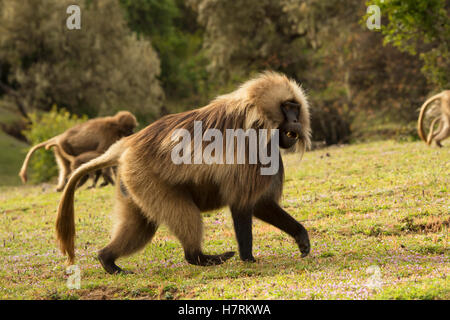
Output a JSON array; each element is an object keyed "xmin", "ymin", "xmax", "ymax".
[
  {"xmin": 186, "ymin": 251, "xmax": 235, "ymax": 266},
  {"xmin": 295, "ymin": 232, "xmax": 311, "ymax": 258},
  {"xmin": 242, "ymin": 256, "xmax": 256, "ymax": 263},
  {"xmin": 98, "ymin": 251, "xmax": 133, "ymax": 275}
]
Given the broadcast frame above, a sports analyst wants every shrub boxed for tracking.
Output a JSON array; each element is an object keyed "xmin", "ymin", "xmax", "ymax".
[{"xmin": 22, "ymin": 107, "xmax": 87, "ymax": 183}]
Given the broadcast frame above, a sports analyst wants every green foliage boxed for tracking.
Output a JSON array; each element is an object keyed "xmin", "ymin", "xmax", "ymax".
[
  {"xmin": 189, "ymin": 0, "xmax": 310, "ymax": 77},
  {"xmin": 0, "ymin": 0, "xmax": 163, "ymax": 121},
  {"xmin": 119, "ymin": 0, "xmax": 209, "ymax": 102},
  {"xmin": 0, "ymin": 131, "xmax": 27, "ymax": 185},
  {"xmin": 22, "ymin": 107, "xmax": 87, "ymax": 183},
  {"xmin": 370, "ymin": 0, "xmax": 450, "ymax": 88},
  {"xmin": 0, "ymin": 0, "xmax": 447, "ymax": 146},
  {"xmin": 119, "ymin": 0, "xmax": 179, "ymax": 37}
]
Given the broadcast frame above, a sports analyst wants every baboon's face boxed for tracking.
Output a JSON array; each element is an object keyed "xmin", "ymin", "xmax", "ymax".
[
  {"xmin": 278, "ymin": 101, "xmax": 303, "ymax": 149},
  {"xmin": 122, "ymin": 125, "xmax": 135, "ymax": 137},
  {"xmin": 118, "ymin": 113, "xmax": 138, "ymax": 137}
]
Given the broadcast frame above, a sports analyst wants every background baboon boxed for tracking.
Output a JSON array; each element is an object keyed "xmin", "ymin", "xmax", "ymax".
[
  {"xmin": 71, "ymin": 151, "xmax": 116, "ymax": 189},
  {"xmin": 19, "ymin": 111, "xmax": 137, "ymax": 190},
  {"xmin": 418, "ymin": 90, "xmax": 450, "ymax": 147},
  {"xmin": 52, "ymin": 147, "xmax": 116, "ymax": 189},
  {"xmin": 56, "ymin": 72, "xmax": 312, "ymax": 274}
]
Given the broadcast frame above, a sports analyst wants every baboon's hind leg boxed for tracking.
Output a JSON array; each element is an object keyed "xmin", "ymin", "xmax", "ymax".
[
  {"xmin": 98, "ymin": 195, "xmax": 158, "ymax": 274},
  {"xmin": 87, "ymin": 171, "xmax": 101, "ymax": 189},
  {"xmin": 54, "ymin": 149, "xmax": 71, "ymax": 192},
  {"xmin": 427, "ymin": 117, "xmax": 441, "ymax": 145},
  {"xmin": 76, "ymin": 174, "xmax": 91, "ymax": 189},
  {"xmin": 160, "ymin": 197, "xmax": 234, "ymax": 266},
  {"xmin": 433, "ymin": 122, "xmax": 449, "ymax": 147},
  {"xmin": 99, "ymin": 168, "xmax": 115, "ymax": 187}
]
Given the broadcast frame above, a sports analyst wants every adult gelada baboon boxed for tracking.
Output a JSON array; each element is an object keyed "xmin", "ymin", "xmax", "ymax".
[
  {"xmin": 418, "ymin": 90, "xmax": 450, "ymax": 147},
  {"xmin": 56, "ymin": 72, "xmax": 312, "ymax": 274},
  {"xmin": 19, "ymin": 111, "xmax": 137, "ymax": 191}
]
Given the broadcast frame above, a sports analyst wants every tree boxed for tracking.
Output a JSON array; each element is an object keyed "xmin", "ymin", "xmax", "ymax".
[
  {"xmin": 188, "ymin": 0, "xmax": 312, "ymax": 79},
  {"xmin": 119, "ymin": 0, "xmax": 209, "ymax": 103},
  {"xmin": 189, "ymin": 0, "xmax": 355, "ymax": 144},
  {"xmin": 371, "ymin": 0, "xmax": 450, "ymax": 88},
  {"xmin": 189, "ymin": 0, "xmax": 437, "ymax": 144},
  {"xmin": 0, "ymin": 0, "xmax": 163, "ymax": 123}
]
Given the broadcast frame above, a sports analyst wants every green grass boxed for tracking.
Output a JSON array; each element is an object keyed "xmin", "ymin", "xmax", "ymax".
[
  {"xmin": 0, "ymin": 131, "xmax": 27, "ymax": 186},
  {"xmin": 0, "ymin": 140, "xmax": 448, "ymax": 299}
]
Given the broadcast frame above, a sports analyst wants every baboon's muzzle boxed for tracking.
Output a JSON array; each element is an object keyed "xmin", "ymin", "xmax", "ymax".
[
  {"xmin": 279, "ymin": 122, "xmax": 302, "ymax": 148},
  {"xmin": 279, "ymin": 103, "xmax": 302, "ymax": 148}
]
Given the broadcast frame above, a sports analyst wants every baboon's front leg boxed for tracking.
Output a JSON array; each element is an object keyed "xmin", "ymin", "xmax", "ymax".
[
  {"xmin": 230, "ymin": 206, "xmax": 255, "ymax": 262},
  {"xmin": 433, "ymin": 123, "xmax": 449, "ymax": 147},
  {"xmin": 253, "ymin": 199, "xmax": 310, "ymax": 257}
]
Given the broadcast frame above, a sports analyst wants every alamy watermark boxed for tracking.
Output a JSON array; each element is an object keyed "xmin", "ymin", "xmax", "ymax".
[
  {"xmin": 366, "ymin": 1, "xmax": 383, "ymax": 30},
  {"xmin": 66, "ymin": 265, "xmax": 81, "ymax": 289},
  {"xmin": 170, "ymin": 121, "xmax": 280, "ymax": 175},
  {"xmin": 365, "ymin": 265, "xmax": 383, "ymax": 290},
  {"xmin": 66, "ymin": 5, "xmax": 81, "ymax": 30}
]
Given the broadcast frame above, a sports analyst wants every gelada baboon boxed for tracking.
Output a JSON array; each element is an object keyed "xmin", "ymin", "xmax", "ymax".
[
  {"xmin": 49, "ymin": 146, "xmax": 116, "ymax": 189},
  {"xmin": 418, "ymin": 90, "xmax": 450, "ymax": 147},
  {"xmin": 19, "ymin": 111, "xmax": 137, "ymax": 191},
  {"xmin": 56, "ymin": 72, "xmax": 312, "ymax": 274},
  {"xmin": 70, "ymin": 152, "xmax": 116, "ymax": 189}
]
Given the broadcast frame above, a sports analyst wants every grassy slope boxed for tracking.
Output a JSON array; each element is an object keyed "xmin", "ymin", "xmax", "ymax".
[
  {"xmin": 0, "ymin": 131, "xmax": 27, "ymax": 186},
  {"xmin": 0, "ymin": 140, "xmax": 448, "ymax": 300}
]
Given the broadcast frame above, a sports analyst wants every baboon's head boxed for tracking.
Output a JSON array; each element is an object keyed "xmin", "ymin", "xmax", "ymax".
[
  {"xmin": 242, "ymin": 72, "xmax": 311, "ymax": 151},
  {"xmin": 115, "ymin": 111, "xmax": 138, "ymax": 136}
]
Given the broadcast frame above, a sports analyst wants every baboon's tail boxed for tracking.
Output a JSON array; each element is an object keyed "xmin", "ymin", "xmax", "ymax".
[
  {"xmin": 55, "ymin": 140, "xmax": 126, "ymax": 265},
  {"xmin": 45, "ymin": 142, "xmax": 75, "ymax": 162},
  {"xmin": 19, "ymin": 137, "xmax": 58, "ymax": 183},
  {"xmin": 418, "ymin": 93, "xmax": 443, "ymax": 144}
]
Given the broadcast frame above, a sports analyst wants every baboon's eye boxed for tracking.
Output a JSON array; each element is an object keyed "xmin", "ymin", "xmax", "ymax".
[
  {"xmin": 283, "ymin": 100, "xmax": 301, "ymax": 109},
  {"xmin": 281, "ymin": 101, "xmax": 300, "ymax": 123}
]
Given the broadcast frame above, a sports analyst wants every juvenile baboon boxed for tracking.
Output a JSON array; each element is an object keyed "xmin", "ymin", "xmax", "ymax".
[
  {"xmin": 19, "ymin": 111, "xmax": 137, "ymax": 190},
  {"xmin": 417, "ymin": 90, "xmax": 450, "ymax": 147},
  {"xmin": 50, "ymin": 146, "xmax": 115, "ymax": 189},
  {"xmin": 56, "ymin": 72, "xmax": 312, "ymax": 274},
  {"xmin": 71, "ymin": 151, "xmax": 116, "ymax": 189}
]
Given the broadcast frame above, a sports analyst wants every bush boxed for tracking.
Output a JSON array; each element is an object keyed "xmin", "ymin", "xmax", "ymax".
[
  {"xmin": 310, "ymin": 105, "xmax": 352, "ymax": 145},
  {"xmin": 22, "ymin": 107, "xmax": 87, "ymax": 183}
]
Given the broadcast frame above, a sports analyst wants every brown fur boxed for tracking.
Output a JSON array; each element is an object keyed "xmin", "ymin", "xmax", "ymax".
[
  {"xmin": 70, "ymin": 150, "xmax": 116, "ymax": 189},
  {"xmin": 417, "ymin": 90, "xmax": 450, "ymax": 147},
  {"xmin": 19, "ymin": 111, "xmax": 137, "ymax": 190},
  {"xmin": 48, "ymin": 145, "xmax": 116, "ymax": 189},
  {"xmin": 55, "ymin": 72, "xmax": 312, "ymax": 272}
]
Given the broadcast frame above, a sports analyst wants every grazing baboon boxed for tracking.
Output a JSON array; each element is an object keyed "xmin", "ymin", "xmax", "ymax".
[
  {"xmin": 19, "ymin": 111, "xmax": 137, "ymax": 190},
  {"xmin": 418, "ymin": 90, "xmax": 450, "ymax": 147},
  {"xmin": 56, "ymin": 72, "xmax": 312, "ymax": 274}
]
